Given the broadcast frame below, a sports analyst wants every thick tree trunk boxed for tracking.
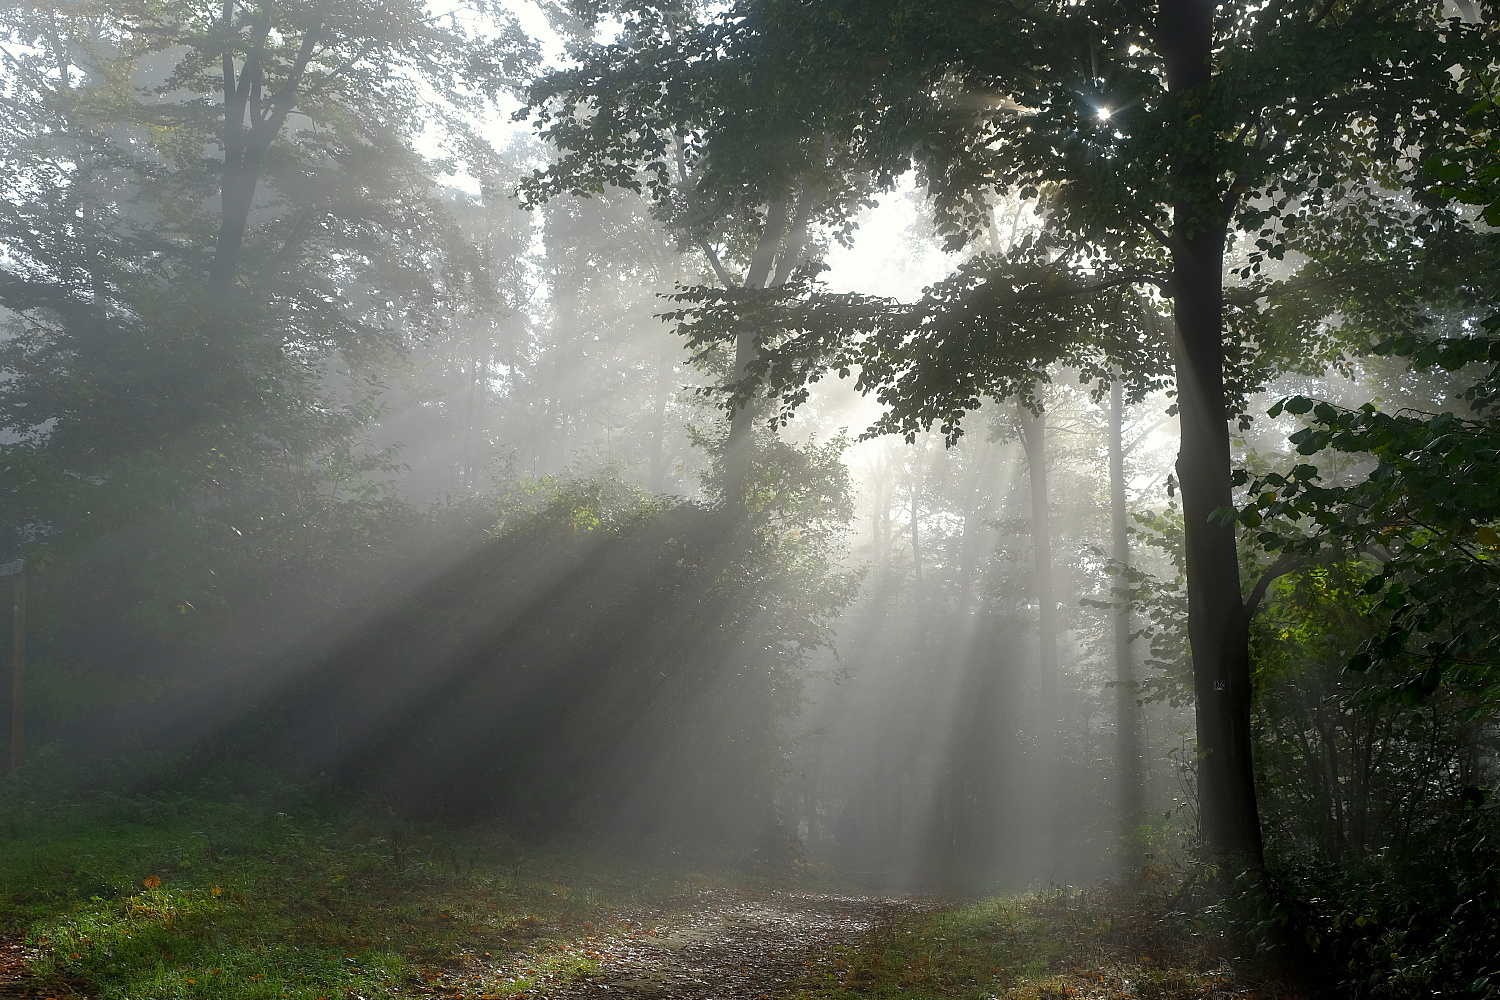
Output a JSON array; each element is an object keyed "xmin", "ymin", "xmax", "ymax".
[
  {"xmin": 1172, "ymin": 224, "xmax": 1263, "ymax": 864},
  {"xmin": 1110, "ymin": 380, "xmax": 1145, "ymax": 851},
  {"xmin": 208, "ymin": 150, "xmax": 265, "ymax": 291},
  {"xmin": 724, "ymin": 200, "xmax": 790, "ymax": 503},
  {"xmin": 207, "ymin": 11, "xmax": 319, "ymax": 292},
  {"xmin": 1159, "ymin": 0, "xmax": 1264, "ymax": 866}
]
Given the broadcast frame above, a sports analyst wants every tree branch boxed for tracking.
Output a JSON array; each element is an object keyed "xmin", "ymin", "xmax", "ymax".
[
  {"xmin": 1136, "ymin": 213, "xmax": 1173, "ymax": 251},
  {"xmin": 260, "ymin": 21, "xmax": 323, "ymax": 137},
  {"xmin": 698, "ymin": 240, "xmax": 737, "ymax": 289},
  {"xmin": 1006, "ymin": 270, "xmax": 1169, "ymax": 305},
  {"xmin": 1244, "ymin": 551, "xmax": 1307, "ymax": 616}
]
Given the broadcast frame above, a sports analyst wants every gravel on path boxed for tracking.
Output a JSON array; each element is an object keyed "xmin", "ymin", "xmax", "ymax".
[{"xmin": 523, "ymin": 889, "xmax": 920, "ymax": 999}]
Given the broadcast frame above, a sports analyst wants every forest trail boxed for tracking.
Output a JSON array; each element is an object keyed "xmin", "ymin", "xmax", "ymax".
[
  {"xmin": 518, "ymin": 889, "xmax": 919, "ymax": 999},
  {"xmin": 0, "ymin": 935, "xmax": 49, "ymax": 1000}
]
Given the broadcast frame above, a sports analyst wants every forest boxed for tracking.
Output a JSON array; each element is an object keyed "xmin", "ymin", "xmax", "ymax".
[{"xmin": 0, "ymin": 1, "xmax": 1498, "ymax": 998}]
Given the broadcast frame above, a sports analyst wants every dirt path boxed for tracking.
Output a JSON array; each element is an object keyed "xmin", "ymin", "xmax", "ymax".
[
  {"xmin": 523, "ymin": 890, "xmax": 920, "ymax": 999},
  {"xmin": 0, "ymin": 934, "xmax": 56, "ymax": 1000},
  {"xmin": 0, "ymin": 891, "xmax": 923, "ymax": 1000}
]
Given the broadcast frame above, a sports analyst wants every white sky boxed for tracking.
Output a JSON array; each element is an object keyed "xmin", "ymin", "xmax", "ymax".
[{"xmin": 823, "ymin": 180, "xmax": 957, "ymax": 302}]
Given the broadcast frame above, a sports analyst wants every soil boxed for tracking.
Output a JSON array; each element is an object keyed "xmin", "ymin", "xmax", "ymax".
[
  {"xmin": 518, "ymin": 889, "xmax": 922, "ymax": 999},
  {"xmin": 0, "ymin": 934, "xmax": 81, "ymax": 1000}
]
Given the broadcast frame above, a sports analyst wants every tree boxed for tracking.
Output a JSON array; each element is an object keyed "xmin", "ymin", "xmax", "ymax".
[
  {"xmin": 1017, "ymin": 401, "xmax": 1059, "ymax": 735},
  {"xmin": 636, "ymin": 0, "xmax": 1479, "ymax": 866},
  {"xmin": 1108, "ymin": 377, "xmax": 1146, "ymax": 849},
  {"xmin": 1233, "ymin": 19, "xmax": 1500, "ymax": 714},
  {"xmin": 518, "ymin": 1, "xmax": 877, "ymax": 509},
  {"xmin": 0, "ymin": 1, "xmax": 534, "ymax": 637}
]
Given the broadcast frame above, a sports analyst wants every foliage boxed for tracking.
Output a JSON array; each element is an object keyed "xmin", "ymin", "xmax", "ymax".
[
  {"xmin": 792, "ymin": 884, "xmax": 1289, "ymax": 1000},
  {"xmin": 230, "ymin": 467, "xmax": 857, "ymax": 847},
  {"xmin": 1230, "ymin": 539, "xmax": 1500, "ymax": 997},
  {"xmin": 0, "ymin": 0, "xmax": 531, "ymax": 658},
  {"xmin": 1231, "ymin": 4, "xmax": 1500, "ymax": 705},
  {"xmin": 529, "ymin": 0, "xmax": 1489, "ymax": 429},
  {"xmin": 665, "ymin": 240, "xmax": 1170, "ymax": 444},
  {"xmin": 1422, "ymin": 21, "xmax": 1500, "ymax": 226},
  {"xmin": 1235, "ymin": 341, "xmax": 1500, "ymax": 708},
  {"xmin": 1217, "ymin": 812, "xmax": 1500, "ymax": 999}
]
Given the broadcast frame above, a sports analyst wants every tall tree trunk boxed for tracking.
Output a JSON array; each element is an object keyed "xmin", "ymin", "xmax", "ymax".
[
  {"xmin": 1159, "ymin": 0, "xmax": 1264, "ymax": 865},
  {"xmin": 910, "ymin": 466, "xmax": 923, "ymax": 585},
  {"xmin": 1019, "ymin": 400, "xmax": 1064, "ymax": 871},
  {"xmin": 209, "ymin": 149, "xmax": 266, "ymax": 291},
  {"xmin": 724, "ymin": 200, "xmax": 791, "ymax": 503},
  {"xmin": 207, "ymin": 8, "xmax": 320, "ymax": 292},
  {"xmin": 9, "ymin": 567, "xmax": 25, "ymax": 774},
  {"xmin": 649, "ymin": 348, "xmax": 672, "ymax": 495},
  {"xmin": 1018, "ymin": 403, "xmax": 1058, "ymax": 723},
  {"xmin": 1110, "ymin": 379, "xmax": 1145, "ymax": 852}
]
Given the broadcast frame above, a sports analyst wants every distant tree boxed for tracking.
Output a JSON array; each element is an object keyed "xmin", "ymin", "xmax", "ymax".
[
  {"xmin": 0, "ymin": 1, "xmax": 534, "ymax": 634},
  {"xmin": 644, "ymin": 0, "xmax": 1480, "ymax": 867},
  {"xmin": 518, "ymin": 1, "xmax": 876, "ymax": 507}
]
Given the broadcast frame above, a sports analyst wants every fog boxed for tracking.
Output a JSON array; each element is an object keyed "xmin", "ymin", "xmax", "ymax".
[
  {"xmin": 3, "ymin": 3, "xmax": 1497, "ymax": 958},
  {"xmin": 0, "ymin": 152, "xmax": 1208, "ymax": 888}
]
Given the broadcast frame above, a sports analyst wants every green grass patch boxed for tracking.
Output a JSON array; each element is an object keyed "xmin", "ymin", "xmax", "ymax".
[
  {"xmin": 794, "ymin": 885, "xmax": 1290, "ymax": 1000},
  {"xmin": 0, "ymin": 758, "xmax": 790, "ymax": 1000}
]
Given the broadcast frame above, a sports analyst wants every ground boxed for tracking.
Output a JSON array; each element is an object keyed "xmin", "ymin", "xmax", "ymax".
[
  {"xmin": 518, "ymin": 890, "xmax": 913, "ymax": 999},
  {"xmin": 0, "ymin": 772, "xmax": 1295, "ymax": 1000},
  {"xmin": 1, "ymin": 876, "xmax": 1294, "ymax": 1000}
]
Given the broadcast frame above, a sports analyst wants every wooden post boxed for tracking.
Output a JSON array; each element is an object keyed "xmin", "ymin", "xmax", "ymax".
[{"xmin": 8, "ymin": 564, "xmax": 24, "ymax": 774}]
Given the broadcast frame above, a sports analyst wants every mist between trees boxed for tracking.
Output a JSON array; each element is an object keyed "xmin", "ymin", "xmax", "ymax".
[{"xmin": 2, "ymin": 1, "xmax": 1500, "ymax": 997}]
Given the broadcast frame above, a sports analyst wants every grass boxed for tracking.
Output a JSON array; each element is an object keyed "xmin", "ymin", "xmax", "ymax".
[
  {"xmin": 0, "ymin": 755, "xmax": 794, "ymax": 1000},
  {"xmin": 1, "ymin": 754, "xmax": 1300, "ymax": 1000},
  {"xmin": 792, "ymin": 879, "xmax": 1300, "ymax": 1000}
]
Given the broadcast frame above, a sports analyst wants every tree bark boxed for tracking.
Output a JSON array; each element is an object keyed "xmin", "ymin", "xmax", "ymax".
[
  {"xmin": 909, "ymin": 465, "xmax": 922, "ymax": 585},
  {"xmin": 723, "ymin": 200, "xmax": 790, "ymax": 503},
  {"xmin": 649, "ymin": 348, "xmax": 672, "ymax": 494},
  {"xmin": 1159, "ymin": 0, "xmax": 1265, "ymax": 866},
  {"xmin": 1110, "ymin": 379, "xmax": 1145, "ymax": 852},
  {"xmin": 9, "ymin": 568, "xmax": 25, "ymax": 774},
  {"xmin": 207, "ymin": 6, "xmax": 321, "ymax": 291},
  {"xmin": 1018, "ymin": 402, "xmax": 1058, "ymax": 722}
]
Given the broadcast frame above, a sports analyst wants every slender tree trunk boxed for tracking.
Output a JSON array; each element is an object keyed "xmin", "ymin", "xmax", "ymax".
[
  {"xmin": 1019, "ymin": 400, "xmax": 1064, "ymax": 871},
  {"xmin": 1110, "ymin": 380, "xmax": 1144, "ymax": 851},
  {"xmin": 457, "ymin": 343, "xmax": 482, "ymax": 489},
  {"xmin": 649, "ymin": 349, "xmax": 672, "ymax": 495},
  {"xmin": 1159, "ymin": 0, "xmax": 1264, "ymax": 866},
  {"xmin": 910, "ymin": 468, "xmax": 922, "ymax": 585},
  {"xmin": 1018, "ymin": 403, "xmax": 1058, "ymax": 722},
  {"xmin": 9, "ymin": 568, "xmax": 25, "ymax": 774}
]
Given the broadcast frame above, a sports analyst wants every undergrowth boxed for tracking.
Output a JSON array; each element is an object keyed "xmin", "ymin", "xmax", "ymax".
[
  {"xmin": 0, "ymin": 750, "xmax": 786, "ymax": 999},
  {"xmin": 794, "ymin": 874, "xmax": 1302, "ymax": 1000}
]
